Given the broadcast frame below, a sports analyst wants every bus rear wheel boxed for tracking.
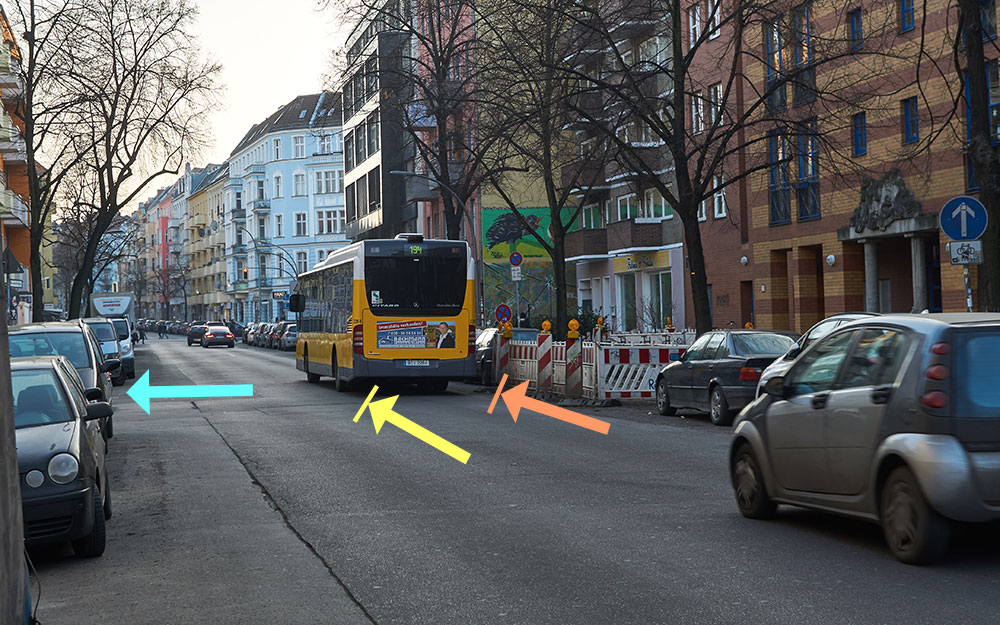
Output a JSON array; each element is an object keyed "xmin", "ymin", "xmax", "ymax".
[
  {"xmin": 333, "ymin": 352, "xmax": 350, "ymax": 392},
  {"xmin": 304, "ymin": 347, "xmax": 320, "ymax": 383}
]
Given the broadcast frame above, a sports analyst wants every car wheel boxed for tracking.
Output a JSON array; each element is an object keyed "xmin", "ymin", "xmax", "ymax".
[
  {"xmin": 104, "ymin": 416, "xmax": 113, "ymax": 439},
  {"xmin": 228, "ymin": 342, "xmax": 235, "ymax": 348},
  {"xmin": 880, "ymin": 466, "xmax": 951, "ymax": 564},
  {"xmin": 731, "ymin": 443, "xmax": 777, "ymax": 519},
  {"xmin": 655, "ymin": 377, "xmax": 677, "ymax": 416},
  {"xmin": 72, "ymin": 487, "xmax": 106, "ymax": 558},
  {"xmin": 709, "ymin": 386, "xmax": 733, "ymax": 426},
  {"xmin": 481, "ymin": 365, "xmax": 492, "ymax": 387},
  {"xmin": 333, "ymin": 352, "xmax": 349, "ymax": 392}
]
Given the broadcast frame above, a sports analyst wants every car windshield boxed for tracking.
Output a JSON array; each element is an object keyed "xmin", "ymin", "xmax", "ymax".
[
  {"xmin": 86, "ymin": 322, "xmax": 116, "ymax": 341},
  {"xmin": 9, "ymin": 332, "xmax": 91, "ymax": 369},
  {"xmin": 112, "ymin": 319, "xmax": 130, "ymax": 339},
  {"xmin": 732, "ymin": 333, "xmax": 795, "ymax": 355},
  {"xmin": 12, "ymin": 369, "xmax": 73, "ymax": 428}
]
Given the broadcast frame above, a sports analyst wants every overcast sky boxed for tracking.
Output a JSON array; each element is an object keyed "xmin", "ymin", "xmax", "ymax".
[{"xmin": 191, "ymin": 0, "xmax": 347, "ymax": 165}]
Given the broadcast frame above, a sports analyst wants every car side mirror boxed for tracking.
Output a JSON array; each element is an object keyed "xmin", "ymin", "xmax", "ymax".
[
  {"xmin": 84, "ymin": 387, "xmax": 103, "ymax": 401},
  {"xmin": 786, "ymin": 344, "xmax": 802, "ymax": 359},
  {"xmin": 763, "ymin": 376, "xmax": 787, "ymax": 398},
  {"xmin": 103, "ymin": 359, "xmax": 120, "ymax": 373},
  {"xmin": 85, "ymin": 401, "xmax": 113, "ymax": 421}
]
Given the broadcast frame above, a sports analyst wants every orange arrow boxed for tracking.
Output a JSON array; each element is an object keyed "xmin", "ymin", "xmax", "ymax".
[{"xmin": 488, "ymin": 374, "xmax": 610, "ymax": 435}]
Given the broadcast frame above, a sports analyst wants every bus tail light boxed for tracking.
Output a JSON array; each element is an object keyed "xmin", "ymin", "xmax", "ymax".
[
  {"xmin": 468, "ymin": 325, "xmax": 476, "ymax": 353},
  {"xmin": 353, "ymin": 325, "xmax": 364, "ymax": 354}
]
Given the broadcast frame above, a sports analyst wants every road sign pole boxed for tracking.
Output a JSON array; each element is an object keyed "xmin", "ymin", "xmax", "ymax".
[
  {"xmin": 964, "ymin": 265, "xmax": 974, "ymax": 312},
  {"xmin": 515, "ymin": 280, "xmax": 520, "ymax": 328}
]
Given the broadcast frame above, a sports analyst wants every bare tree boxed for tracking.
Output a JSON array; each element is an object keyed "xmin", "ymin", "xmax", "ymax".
[{"xmin": 56, "ymin": 0, "xmax": 219, "ymax": 318}]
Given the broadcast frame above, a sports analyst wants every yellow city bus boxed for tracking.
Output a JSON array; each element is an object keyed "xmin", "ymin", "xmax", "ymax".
[{"xmin": 290, "ymin": 235, "xmax": 476, "ymax": 392}]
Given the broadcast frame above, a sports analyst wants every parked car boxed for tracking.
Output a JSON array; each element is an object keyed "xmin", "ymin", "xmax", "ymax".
[
  {"xmin": 474, "ymin": 328, "xmax": 498, "ymax": 386},
  {"xmin": 280, "ymin": 324, "xmax": 298, "ymax": 350},
  {"xmin": 13, "ymin": 355, "xmax": 113, "ymax": 558},
  {"xmin": 187, "ymin": 324, "xmax": 209, "ymax": 346},
  {"xmin": 201, "ymin": 325, "xmax": 236, "ymax": 348},
  {"xmin": 253, "ymin": 323, "xmax": 271, "ymax": 347},
  {"xmin": 9, "ymin": 322, "xmax": 118, "ymax": 439},
  {"xmin": 730, "ymin": 313, "xmax": 1000, "ymax": 564},
  {"xmin": 757, "ymin": 313, "xmax": 879, "ymax": 397},
  {"xmin": 270, "ymin": 321, "xmax": 293, "ymax": 349},
  {"xmin": 108, "ymin": 317, "xmax": 136, "ymax": 379},
  {"xmin": 655, "ymin": 329, "xmax": 797, "ymax": 425},
  {"xmin": 243, "ymin": 322, "xmax": 256, "ymax": 344},
  {"xmin": 81, "ymin": 318, "xmax": 126, "ymax": 387}
]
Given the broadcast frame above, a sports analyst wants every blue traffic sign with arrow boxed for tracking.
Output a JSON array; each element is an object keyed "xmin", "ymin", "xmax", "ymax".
[{"xmin": 940, "ymin": 196, "xmax": 988, "ymax": 241}]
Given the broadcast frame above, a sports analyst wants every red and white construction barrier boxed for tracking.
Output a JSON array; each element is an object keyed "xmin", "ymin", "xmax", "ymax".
[
  {"xmin": 537, "ymin": 333, "xmax": 553, "ymax": 391},
  {"xmin": 598, "ymin": 346, "xmax": 685, "ymax": 399},
  {"xmin": 565, "ymin": 337, "xmax": 583, "ymax": 397}
]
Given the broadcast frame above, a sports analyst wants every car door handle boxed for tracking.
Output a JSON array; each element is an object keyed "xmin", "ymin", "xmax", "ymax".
[
  {"xmin": 811, "ymin": 393, "xmax": 829, "ymax": 409},
  {"xmin": 871, "ymin": 386, "xmax": 892, "ymax": 405}
]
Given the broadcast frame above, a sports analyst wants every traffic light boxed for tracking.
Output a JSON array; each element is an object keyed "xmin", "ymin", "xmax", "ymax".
[{"xmin": 242, "ymin": 267, "xmax": 248, "ymax": 278}]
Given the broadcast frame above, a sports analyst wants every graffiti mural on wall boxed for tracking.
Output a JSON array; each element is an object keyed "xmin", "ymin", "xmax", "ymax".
[{"xmin": 481, "ymin": 207, "xmax": 578, "ymax": 324}]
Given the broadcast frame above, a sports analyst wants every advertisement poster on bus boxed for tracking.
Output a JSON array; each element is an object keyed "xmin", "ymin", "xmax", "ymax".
[{"xmin": 375, "ymin": 320, "xmax": 457, "ymax": 349}]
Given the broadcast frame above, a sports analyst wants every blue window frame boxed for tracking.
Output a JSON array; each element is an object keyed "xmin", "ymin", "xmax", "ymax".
[
  {"xmin": 793, "ymin": 4, "xmax": 812, "ymax": 67},
  {"xmin": 902, "ymin": 97, "xmax": 919, "ymax": 143},
  {"xmin": 984, "ymin": 0, "xmax": 998, "ymax": 40},
  {"xmin": 849, "ymin": 9, "xmax": 863, "ymax": 50},
  {"xmin": 796, "ymin": 119, "xmax": 820, "ymax": 221},
  {"xmin": 765, "ymin": 20, "xmax": 783, "ymax": 83},
  {"xmin": 769, "ymin": 132, "xmax": 791, "ymax": 225},
  {"xmin": 900, "ymin": 0, "xmax": 915, "ymax": 31},
  {"xmin": 852, "ymin": 112, "xmax": 867, "ymax": 156},
  {"xmin": 964, "ymin": 60, "xmax": 1000, "ymax": 190}
]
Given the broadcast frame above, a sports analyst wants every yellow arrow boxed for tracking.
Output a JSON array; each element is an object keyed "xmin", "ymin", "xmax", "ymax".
[{"xmin": 353, "ymin": 385, "xmax": 471, "ymax": 464}]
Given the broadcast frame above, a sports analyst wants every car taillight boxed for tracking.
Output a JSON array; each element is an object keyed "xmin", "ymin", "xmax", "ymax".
[
  {"xmin": 353, "ymin": 325, "xmax": 364, "ymax": 354},
  {"xmin": 930, "ymin": 342, "xmax": 950, "ymax": 355},
  {"xmin": 921, "ymin": 391, "xmax": 948, "ymax": 409},
  {"xmin": 739, "ymin": 367, "xmax": 762, "ymax": 382},
  {"xmin": 925, "ymin": 365, "xmax": 949, "ymax": 380},
  {"xmin": 206, "ymin": 333, "xmax": 215, "ymax": 338},
  {"xmin": 225, "ymin": 334, "xmax": 233, "ymax": 338},
  {"xmin": 468, "ymin": 325, "xmax": 476, "ymax": 353}
]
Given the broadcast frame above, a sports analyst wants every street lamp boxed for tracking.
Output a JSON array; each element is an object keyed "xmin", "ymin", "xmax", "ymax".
[
  {"xmin": 239, "ymin": 226, "xmax": 302, "ymax": 323},
  {"xmin": 239, "ymin": 227, "xmax": 265, "ymax": 323}
]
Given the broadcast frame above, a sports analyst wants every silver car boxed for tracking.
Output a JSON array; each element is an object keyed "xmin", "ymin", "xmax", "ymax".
[
  {"xmin": 756, "ymin": 313, "xmax": 877, "ymax": 397},
  {"xmin": 730, "ymin": 313, "xmax": 1000, "ymax": 564}
]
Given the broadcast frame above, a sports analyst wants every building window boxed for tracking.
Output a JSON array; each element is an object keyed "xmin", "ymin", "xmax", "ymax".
[
  {"xmin": 581, "ymin": 203, "xmax": 602, "ymax": 228},
  {"xmin": 712, "ymin": 175, "xmax": 726, "ymax": 218},
  {"xmin": 235, "ymin": 191, "xmax": 242, "ymax": 210},
  {"xmin": 274, "ymin": 174, "xmax": 282, "ymax": 198},
  {"xmin": 296, "ymin": 251, "xmax": 308, "ymax": 275},
  {"xmin": 900, "ymin": 0, "xmax": 915, "ymax": 31},
  {"xmin": 709, "ymin": 83, "xmax": 722, "ymax": 125},
  {"xmin": 293, "ymin": 135, "xmax": 305, "ymax": 158},
  {"xmin": 697, "ymin": 198, "xmax": 707, "ymax": 221},
  {"xmin": 318, "ymin": 134, "xmax": 333, "ymax": 154},
  {"xmin": 367, "ymin": 109, "xmax": 380, "ymax": 155},
  {"xmin": 689, "ymin": 5, "xmax": 701, "ymax": 47},
  {"xmin": 642, "ymin": 188, "xmax": 671, "ymax": 219},
  {"xmin": 691, "ymin": 91, "xmax": 704, "ymax": 134},
  {"xmin": 849, "ymin": 8, "xmax": 863, "ymax": 50},
  {"xmin": 44, "ymin": 276, "xmax": 50, "ymax": 290},
  {"xmin": 964, "ymin": 60, "xmax": 1000, "ymax": 189},
  {"xmin": 707, "ymin": 0, "xmax": 720, "ymax": 39},
  {"xmin": 294, "ymin": 213, "xmax": 307, "ymax": 237},
  {"xmin": 792, "ymin": 3, "xmax": 816, "ymax": 104},
  {"xmin": 258, "ymin": 216, "xmax": 266, "ymax": 239},
  {"xmin": 293, "ymin": 173, "xmax": 307, "ymax": 197},
  {"xmin": 984, "ymin": 0, "xmax": 998, "ymax": 40},
  {"xmin": 852, "ymin": 112, "xmax": 867, "ymax": 155},
  {"xmin": 640, "ymin": 35, "xmax": 669, "ymax": 66},
  {"xmin": 316, "ymin": 170, "xmax": 342, "ymax": 194},
  {"xmin": 902, "ymin": 96, "xmax": 919, "ymax": 143},
  {"xmin": 765, "ymin": 19, "xmax": 786, "ymax": 111},
  {"xmin": 769, "ymin": 132, "xmax": 791, "ymax": 225},
  {"xmin": 256, "ymin": 179, "xmax": 265, "ymax": 201},
  {"xmin": 616, "ymin": 194, "xmax": 637, "ymax": 221},
  {"xmin": 275, "ymin": 214, "xmax": 284, "ymax": 238},
  {"xmin": 796, "ymin": 119, "xmax": 820, "ymax": 221},
  {"xmin": 273, "ymin": 138, "xmax": 281, "ymax": 160},
  {"xmin": 345, "ymin": 132, "xmax": 355, "ymax": 172},
  {"xmin": 317, "ymin": 209, "xmax": 343, "ymax": 234}
]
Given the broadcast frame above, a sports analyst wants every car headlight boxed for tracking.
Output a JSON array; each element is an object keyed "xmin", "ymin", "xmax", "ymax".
[
  {"xmin": 25, "ymin": 470, "xmax": 44, "ymax": 488},
  {"xmin": 48, "ymin": 453, "xmax": 79, "ymax": 485},
  {"xmin": 122, "ymin": 343, "xmax": 133, "ymax": 356}
]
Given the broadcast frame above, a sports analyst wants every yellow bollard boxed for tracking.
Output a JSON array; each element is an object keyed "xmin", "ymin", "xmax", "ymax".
[
  {"xmin": 568, "ymin": 318, "xmax": 580, "ymax": 339},
  {"xmin": 541, "ymin": 320, "xmax": 552, "ymax": 334}
]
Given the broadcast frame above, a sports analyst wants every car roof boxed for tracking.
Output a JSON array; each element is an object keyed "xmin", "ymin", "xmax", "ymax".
[
  {"xmin": 10, "ymin": 355, "xmax": 68, "ymax": 370},
  {"xmin": 81, "ymin": 317, "xmax": 114, "ymax": 324},
  {"xmin": 11, "ymin": 321, "xmax": 86, "ymax": 333},
  {"xmin": 838, "ymin": 312, "xmax": 1000, "ymax": 331}
]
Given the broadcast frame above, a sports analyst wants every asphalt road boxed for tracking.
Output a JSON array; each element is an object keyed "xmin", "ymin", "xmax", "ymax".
[{"xmin": 29, "ymin": 339, "xmax": 1000, "ymax": 625}]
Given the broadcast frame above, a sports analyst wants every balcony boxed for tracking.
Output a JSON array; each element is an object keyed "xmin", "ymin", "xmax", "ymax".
[
  {"xmin": 251, "ymin": 199, "xmax": 270, "ymax": 212},
  {"xmin": 607, "ymin": 218, "xmax": 663, "ymax": 252},
  {"xmin": 565, "ymin": 228, "xmax": 607, "ymax": 259},
  {"xmin": 230, "ymin": 244, "xmax": 248, "ymax": 255},
  {"xmin": 0, "ymin": 47, "xmax": 23, "ymax": 93},
  {"xmin": 229, "ymin": 279, "xmax": 248, "ymax": 292},
  {"xmin": 0, "ymin": 189, "xmax": 28, "ymax": 227},
  {"xmin": 244, "ymin": 163, "xmax": 265, "ymax": 177},
  {"xmin": 561, "ymin": 158, "xmax": 606, "ymax": 191},
  {"xmin": 231, "ymin": 208, "xmax": 246, "ymax": 220}
]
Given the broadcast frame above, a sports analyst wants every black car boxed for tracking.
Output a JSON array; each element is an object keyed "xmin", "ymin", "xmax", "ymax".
[
  {"xmin": 201, "ymin": 325, "xmax": 236, "ymax": 348},
  {"xmin": 13, "ymin": 355, "xmax": 113, "ymax": 557},
  {"xmin": 187, "ymin": 324, "xmax": 209, "ymax": 345},
  {"xmin": 9, "ymin": 322, "xmax": 119, "ymax": 438},
  {"xmin": 655, "ymin": 329, "xmax": 797, "ymax": 426}
]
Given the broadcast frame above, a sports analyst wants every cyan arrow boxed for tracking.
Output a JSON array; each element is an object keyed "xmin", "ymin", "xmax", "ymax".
[{"xmin": 126, "ymin": 371, "xmax": 253, "ymax": 414}]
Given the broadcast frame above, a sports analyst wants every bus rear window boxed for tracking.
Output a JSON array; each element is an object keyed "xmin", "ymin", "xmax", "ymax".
[{"xmin": 365, "ymin": 247, "xmax": 467, "ymax": 317}]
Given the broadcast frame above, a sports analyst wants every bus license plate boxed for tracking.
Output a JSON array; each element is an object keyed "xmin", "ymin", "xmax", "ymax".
[{"xmin": 405, "ymin": 359, "xmax": 430, "ymax": 367}]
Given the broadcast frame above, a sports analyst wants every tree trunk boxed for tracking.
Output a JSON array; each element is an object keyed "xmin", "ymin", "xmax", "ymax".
[
  {"xmin": 551, "ymin": 234, "xmax": 568, "ymax": 340},
  {"xmin": 30, "ymin": 226, "xmax": 44, "ymax": 322},
  {"xmin": 68, "ymin": 234, "xmax": 101, "ymax": 318},
  {"xmin": 681, "ymin": 203, "xmax": 713, "ymax": 335},
  {"xmin": 961, "ymin": 0, "xmax": 1000, "ymax": 310}
]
